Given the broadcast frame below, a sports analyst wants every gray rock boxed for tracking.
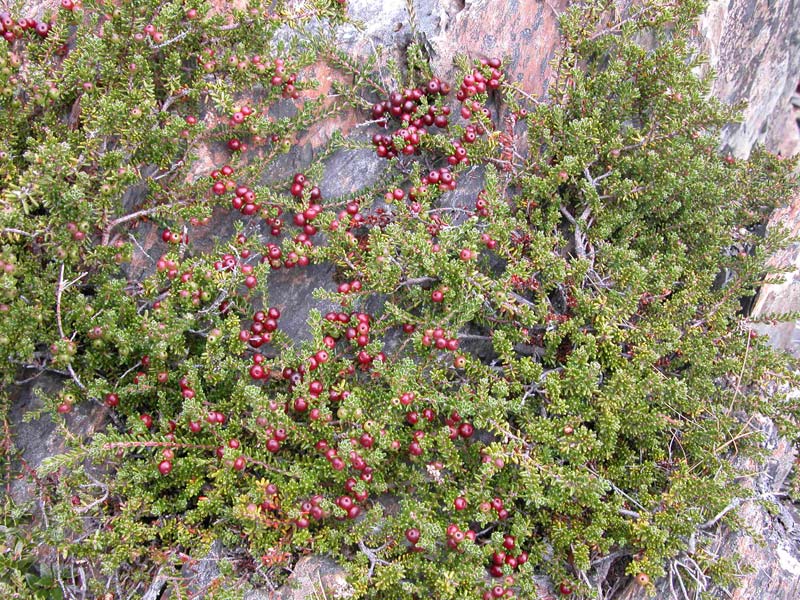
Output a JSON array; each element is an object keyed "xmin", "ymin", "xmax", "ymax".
[
  {"xmin": 4, "ymin": 371, "xmax": 106, "ymax": 508},
  {"xmin": 246, "ymin": 555, "xmax": 353, "ymax": 600},
  {"xmin": 698, "ymin": 0, "xmax": 800, "ymax": 157}
]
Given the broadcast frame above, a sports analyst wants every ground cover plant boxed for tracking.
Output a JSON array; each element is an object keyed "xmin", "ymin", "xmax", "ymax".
[{"xmin": 1, "ymin": 0, "xmax": 799, "ymax": 598}]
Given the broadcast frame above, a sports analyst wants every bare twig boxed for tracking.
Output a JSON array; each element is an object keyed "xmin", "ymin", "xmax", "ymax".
[
  {"xmin": 699, "ymin": 491, "xmax": 786, "ymax": 530},
  {"xmin": 395, "ymin": 276, "xmax": 437, "ymax": 290},
  {"xmin": 56, "ymin": 264, "xmax": 88, "ymax": 391},
  {"xmin": 152, "ymin": 30, "xmax": 190, "ymax": 50},
  {"xmin": 358, "ymin": 540, "xmax": 390, "ymax": 579},
  {"xmin": 1, "ymin": 228, "xmax": 35, "ymax": 237},
  {"xmin": 74, "ymin": 475, "xmax": 109, "ymax": 514}
]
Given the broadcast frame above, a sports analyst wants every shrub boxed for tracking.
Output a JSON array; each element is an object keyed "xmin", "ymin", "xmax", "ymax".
[{"xmin": 1, "ymin": 0, "xmax": 798, "ymax": 598}]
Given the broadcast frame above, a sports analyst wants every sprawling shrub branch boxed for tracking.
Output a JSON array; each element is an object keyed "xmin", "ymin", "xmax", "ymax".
[{"xmin": 0, "ymin": 1, "xmax": 797, "ymax": 599}]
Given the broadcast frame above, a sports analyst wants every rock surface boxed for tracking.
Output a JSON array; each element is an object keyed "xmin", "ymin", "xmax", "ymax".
[
  {"xmin": 247, "ymin": 556, "xmax": 353, "ymax": 600},
  {"xmin": 750, "ymin": 187, "xmax": 800, "ymax": 354},
  {"xmin": 699, "ymin": 0, "xmax": 800, "ymax": 158},
  {"xmin": 6, "ymin": 371, "xmax": 108, "ymax": 509}
]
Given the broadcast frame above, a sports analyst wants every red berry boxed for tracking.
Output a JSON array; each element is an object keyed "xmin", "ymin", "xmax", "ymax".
[
  {"xmin": 405, "ymin": 527, "xmax": 421, "ymax": 544},
  {"xmin": 158, "ymin": 460, "xmax": 172, "ymax": 475}
]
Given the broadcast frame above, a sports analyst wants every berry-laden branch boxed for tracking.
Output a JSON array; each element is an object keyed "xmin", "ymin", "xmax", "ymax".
[{"xmin": 0, "ymin": 1, "xmax": 796, "ymax": 599}]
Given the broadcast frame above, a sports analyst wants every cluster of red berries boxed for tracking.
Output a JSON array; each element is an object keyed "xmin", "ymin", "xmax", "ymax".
[
  {"xmin": 475, "ymin": 189, "xmax": 491, "ymax": 218},
  {"xmin": 316, "ymin": 439, "xmax": 346, "ymax": 472},
  {"xmin": 456, "ymin": 59, "xmax": 503, "ymax": 103},
  {"xmin": 488, "ymin": 536, "xmax": 528, "ymax": 578},
  {"xmin": 289, "ymin": 172, "xmax": 322, "ymax": 213},
  {"xmin": 210, "ymin": 165, "xmax": 236, "ymax": 196},
  {"xmin": 228, "ymin": 104, "xmax": 254, "ymax": 127},
  {"xmin": 231, "ymin": 184, "xmax": 261, "ymax": 217},
  {"xmin": 265, "ymin": 426, "xmax": 287, "ymax": 453},
  {"xmin": 205, "ymin": 410, "xmax": 227, "ymax": 430},
  {"xmin": 242, "ymin": 269, "xmax": 259, "ymax": 290},
  {"xmin": 248, "ymin": 353, "xmax": 269, "ymax": 381},
  {"xmin": 369, "ymin": 79, "xmax": 451, "ymax": 158},
  {"xmin": 446, "ymin": 124, "xmax": 485, "ymax": 166},
  {"xmin": 479, "ymin": 233, "xmax": 498, "ymax": 250},
  {"xmin": 422, "ymin": 166, "xmax": 457, "ymax": 192},
  {"xmin": 66, "ymin": 222, "xmax": 86, "ymax": 241},
  {"xmin": 199, "ymin": 50, "xmax": 300, "ymax": 99},
  {"xmin": 328, "ymin": 199, "xmax": 366, "ymax": 233},
  {"xmin": 267, "ymin": 57, "xmax": 300, "ymax": 99},
  {"xmin": 334, "ymin": 494, "xmax": 362, "ymax": 520},
  {"xmin": 133, "ymin": 22, "xmax": 167, "ymax": 44},
  {"xmin": 336, "ymin": 279, "xmax": 362, "ymax": 295},
  {"xmin": 405, "ymin": 406, "xmax": 436, "ymax": 427},
  {"xmin": 420, "ymin": 327, "xmax": 458, "ymax": 350},
  {"xmin": 213, "ymin": 252, "xmax": 243, "ymax": 273},
  {"xmin": 177, "ymin": 376, "xmax": 197, "ymax": 400},
  {"xmin": 294, "ymin": 494, "xmax": 326, "ymax": 528},
  {"xmin": 479, "ymin": 496, "xmax": 510, "ymax": 520},
  {"xmin": 305, "ymin": 346, "xmax": 330, "ymax": 373},
  {"xmin": 155, "ymin": 255, "xmax": 182, "ymax": 280},
  {"xmin": 240, "ymin": 307, "xmax": 280, "ymax": 351},
  {"xmin": 481, "ymin": 584, "xmax": 515, "ymax": 600},
  {"xmin": 445, "ymin": 522, "xmax": 476, "ymax": 549},
  {"xmin": 444, "ymin": 411, "xmax": 475, "ymax": 440},
  {"xmin": 1, "ymin": 12, "xmax": 51, "ymax": 42},
  {"xmin": 371, "ymin": 80, "xmax": 450, "ymax": 126},
  {"xmin": 323, "ymin": 310, "xmax": 373, "ymax": 351},
  {"xmin": 370, "ymin": 127, "xmax": 424, "ymax": 159}
]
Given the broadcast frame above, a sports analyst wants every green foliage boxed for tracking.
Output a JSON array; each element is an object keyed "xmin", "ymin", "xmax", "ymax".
[{"xmin": 0, "ymin": 0, "xmax": 798, "ymax": 598}]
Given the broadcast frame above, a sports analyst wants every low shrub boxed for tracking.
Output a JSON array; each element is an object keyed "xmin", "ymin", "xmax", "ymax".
[{"xmin": 1, "ymin": 0, "xmax": 797, "ymax": 598}]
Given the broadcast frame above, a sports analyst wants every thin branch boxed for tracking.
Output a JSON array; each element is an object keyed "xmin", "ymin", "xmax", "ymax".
[
  {"xmin": 357, "ymin": 540, "xmax": 390, "ymax": 579},
  {"xmin": 395, "ymin": 276, "xmax": 437, "ymax": 290},
  {"xmin": 74, "ymin": 478, "xmax": 109, "ymax": 514},
  {"xmin": 101, "ymin": 203, "xmax": 185, "ymax": 245},
  {"xmin": 1, "ymin": 228, "xmax": 35, "ymax": 237},
  {"xmin": 56, "ymin": 264, "xmax": 87, "ymax": 391},
  {"xmin": 699, "ymin": 491, "xmax": 786, "ymax": 530},
  {"xmin": 152, "ymin": 30, "xmax": 190, "ymax": 50}
]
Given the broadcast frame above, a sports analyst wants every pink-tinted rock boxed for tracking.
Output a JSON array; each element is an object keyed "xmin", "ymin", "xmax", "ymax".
[
  {"xmin": 416, "ymin": 0, "xmax": 567, "ymax": 97},
  {"xmin": 751, "ymin": 187, "xmax": 800, "ymax": 355},
  {"xmin": 698, "ymin": 0, "xmax": 800, "ymax": 157}
]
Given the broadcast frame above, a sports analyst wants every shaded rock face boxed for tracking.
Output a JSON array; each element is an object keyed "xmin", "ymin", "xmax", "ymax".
[
  {"xmin": 751, "ymin": 187, "xmax": 800, "ymax": 355},
  {"xmin": 5, "ymin": 371, "xmax": 107, "ymax": 509}
]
